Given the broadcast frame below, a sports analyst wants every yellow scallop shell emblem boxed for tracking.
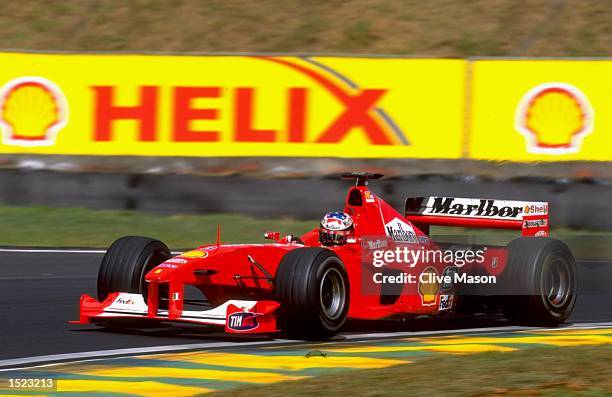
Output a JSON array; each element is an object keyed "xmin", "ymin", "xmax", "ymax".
[
  {"xmin": 181, "ymin": 250, "xmax": 208, "ymax": 259},
  {"xmin": 515, "ymin": 82, "xmax": 593, "ymax": 154},
  {"xmin": 0, "ymin": 76, "xmax": 68, "ymax": 147},
  {"xmin": 418, "ymin": 266, "xmax": 440, "ymax": 306}
]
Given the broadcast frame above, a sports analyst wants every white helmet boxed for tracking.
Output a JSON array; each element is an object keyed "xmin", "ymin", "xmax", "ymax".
[{"xmin": 319, "ymin": 211, "xmax": 354, "ymax": 246}]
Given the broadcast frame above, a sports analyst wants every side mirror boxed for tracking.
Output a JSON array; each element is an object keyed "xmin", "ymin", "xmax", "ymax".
[{"xmin": 264, "ymin": 231, "xmax": 281, "ymax": 241}]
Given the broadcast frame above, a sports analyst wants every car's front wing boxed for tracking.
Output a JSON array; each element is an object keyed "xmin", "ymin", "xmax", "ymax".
[{"xmin": 71, "ymin": 292, "xmax": 280, "ymax": 334}]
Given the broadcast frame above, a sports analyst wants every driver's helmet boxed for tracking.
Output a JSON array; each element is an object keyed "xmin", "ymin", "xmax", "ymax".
[{"xmin": 319, "ymin": 211, "xmax": 354, "ymax": 246}]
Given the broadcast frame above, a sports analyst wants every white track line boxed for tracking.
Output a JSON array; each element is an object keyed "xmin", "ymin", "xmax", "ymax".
[
  {"xmin": 0, "ymin": 248, "xmax": 107, "ymax": 254},
  {"xmin": 1, "ymin": 322, "xmax": 611, "ymax": 371},
  {"xmin": 0, "ymin": 275, "xmax": 96, "ymax": 281}
]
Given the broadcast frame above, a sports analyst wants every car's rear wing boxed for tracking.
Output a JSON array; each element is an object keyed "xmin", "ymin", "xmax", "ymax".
[{"xmin": 405, "ymin": 196, "xmax": 549, "ymax": 237}]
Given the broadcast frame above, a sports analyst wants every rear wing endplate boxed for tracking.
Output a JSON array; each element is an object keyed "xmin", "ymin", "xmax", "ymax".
[{"xmin": 405, "ymin": 196, "xmax": 549, "ymax": 237}]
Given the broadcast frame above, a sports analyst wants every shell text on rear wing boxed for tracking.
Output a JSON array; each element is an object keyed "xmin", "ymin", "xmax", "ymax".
[{"xmin": 405, "ymin": 197, "xmax": 549, "ymax": 237}]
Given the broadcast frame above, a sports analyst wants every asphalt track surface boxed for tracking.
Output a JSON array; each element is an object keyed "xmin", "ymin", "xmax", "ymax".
[{"xmin": 1, "ymin": 250, "xmax": 611, "ymax": 363}]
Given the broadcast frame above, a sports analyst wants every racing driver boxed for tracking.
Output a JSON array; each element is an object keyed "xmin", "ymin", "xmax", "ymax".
[{"xmin": 319, "ymin": 211, "xmax": 354, "ymax": 246}]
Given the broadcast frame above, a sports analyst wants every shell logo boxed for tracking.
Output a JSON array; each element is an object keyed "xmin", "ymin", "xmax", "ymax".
[
  {"xmin": 418, "ymin": 266, "xmax": 440, "ymax": 307},
  {"xmin": 0, "ymin": 76, "xmax": 69, "ymax": 147},
  {"xmin": 181, "ymin": 250, "xmax": 208, "ymax": 259},
  {"xmin": 515, "ymin": 82, "xmax": 594, "ymax": 154}
]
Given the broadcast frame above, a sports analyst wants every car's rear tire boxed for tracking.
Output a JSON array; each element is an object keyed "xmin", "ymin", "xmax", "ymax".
[
  {"xmin": 97, "ymin": 236, "xmax": 171, "ymax": 301},
  {"xmin": 500, "ymin": 237, "xmax": 576, "ymax": 325},
  {"xmin": 275, "ymin": 248, "xmax": 349, "ymax": 340}
]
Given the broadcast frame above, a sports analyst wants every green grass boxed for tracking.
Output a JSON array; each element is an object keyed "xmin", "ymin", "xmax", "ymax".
[
  {"xmin": 0, "ymin": 205, "xmax": 316, "ymax": 248},
  {"xmin": 1, "ymin": 205, "xmax": 611, "ymax": 259},
  {"xmin": 211, "ymin": 345, "xmax": 612, "ymax": 397},
  {"xmin": 1, "ymin": 0, "xmax": 611, "ymax": 56}
]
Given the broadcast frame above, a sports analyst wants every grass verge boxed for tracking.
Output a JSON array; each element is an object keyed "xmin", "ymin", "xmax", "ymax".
[
  {"xmin": 211, "ymin": 345, "xmax": 612, "ymax": 397},
  {"xmin": 0, "ymin": 205, "xmax": 315, "ymax": 248},
  {"xmin": 1, "ymin": 205, "xmax": 611, "ymax": 259},
  {"xmin": 2, "ymin": 0, "xmax": 612, "ymax": 57}
]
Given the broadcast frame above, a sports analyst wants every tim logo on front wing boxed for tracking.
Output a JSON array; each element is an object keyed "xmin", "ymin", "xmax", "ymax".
[
  {"xmin": 227, "ymin": 312, "xmax": 259, "ymax": 331},
  {"xmin": 515, "ymin": 82, "xmax": 594, "ymax": 154},
  {"xmin": 0, "ymin": 76, "xmax": 69, "ymax": 147}
]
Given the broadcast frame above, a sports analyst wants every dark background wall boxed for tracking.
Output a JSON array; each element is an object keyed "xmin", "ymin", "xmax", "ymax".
[{"xmin": 0, "ymin": 170, "xmax": 610, "ymax": 229}]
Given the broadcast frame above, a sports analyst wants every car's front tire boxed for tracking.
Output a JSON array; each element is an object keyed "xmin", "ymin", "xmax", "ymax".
[
  {"xmin": 97, "ymin": 236, "xmax": 171, "ymax": 301},
  {"xmin": 274, "ymin": 248, "xmax": 349, "ymax": 340},
  {"xmin": 501, "ymin": 237, "xmax": 576, "ymax": 325}
]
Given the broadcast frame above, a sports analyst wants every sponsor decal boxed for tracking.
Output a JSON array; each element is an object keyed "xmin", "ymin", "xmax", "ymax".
[
  {"xmin": 411, "ymin": 197, "xmax": 549, "ymax": 221},
  {"xmin": 385, "ymin": 217, "xmax": 418, "ymax": 243},
  {"xmin": 227, "ymin": 312, "xmax": 259, "ymax": 331},
  {"xmin": 0, "ymin": 76, "xmax": 68, "ymax": 147},
  {"xmin": 364, "ymin": 190, "xmax": 375, "ymax": 203},
  {"xmin": 165, "ymin": 258, "xmax": 188, "ymax": 264},
  {"xmin": 154, "ymin": 269, "xmax": 163, "ymax": 274},
  {"xmin": 181, "ymin": 250, "xmax": 208, "ymax": 259},
  {"xmin": 362, "ymin": 238, "xmax": 388, "ymax": 250},
  {"xmin": 523, "ymin": 203, "xmax": 548, "ymax": 216},
  {"xmin": 158, "ymin": 263, "xmax": 178, "ymax": 269},
  {"xmin": 523, "ymin": 218, "xmax": 548, "ymax": 228},
  {"xmin": 515, "ymin": 82, "xmax": 594, "ymax": 155},
  {"xmin": 428, "ymin": 198, "xmax": 522, "ymax": 219},
  {"xmin": 0, "ymin": 54, "xmax": 467, "ymax": 159},
  {"xmin": 418, "ymin": 266, "xmax": 440, "ymax": 306},
  {"xmin": 116, "ymin": 297, "xmax": 135, "ymax": 305},
  {"xmin": 418, "ymin": 235, "xmax": 430, "ymax": 244},
  {"xmin": 441, "ymin": 266, "xmax": 459, "ymax": 290},
  {"xmin": 439, "ymin": 294, "xmax": 453, "ymax": 311}
]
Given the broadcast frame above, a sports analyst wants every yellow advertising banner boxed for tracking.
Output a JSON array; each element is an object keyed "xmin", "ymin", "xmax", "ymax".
[
  {"xmin": 469, "ymin": 60, "xmax": 612, "ymax": 161},
  {"xmin": 0, "ymin": 53, "xmax": 466, "ymax": 158}
]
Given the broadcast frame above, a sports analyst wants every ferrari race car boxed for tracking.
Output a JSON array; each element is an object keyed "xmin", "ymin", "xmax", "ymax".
[{"xmin": 73, "ymin": 173, "xmax": 577, "ymax": 339}]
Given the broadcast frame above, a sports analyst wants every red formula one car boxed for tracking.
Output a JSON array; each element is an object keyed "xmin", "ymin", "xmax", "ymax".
[{"xmin": 73, "ymin": 173, "xmax": 577, "ymax": 339}]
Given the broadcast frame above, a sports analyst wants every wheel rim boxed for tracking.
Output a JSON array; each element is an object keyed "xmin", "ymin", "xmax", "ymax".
[
  {"xmin": 320, "ymin": 267, "xmax": 346, "ymax": 320},
  {"xmin": 543, "ymin": 258, "xmax": 571, "ymax": 308}
]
